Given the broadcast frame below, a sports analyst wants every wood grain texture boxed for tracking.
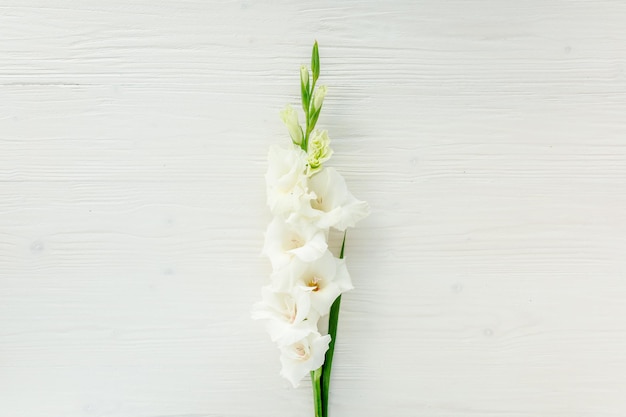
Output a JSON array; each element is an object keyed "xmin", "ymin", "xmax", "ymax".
[{"xmin": 2, "ymin": 1, "xmax": 626, "ymax": 416}]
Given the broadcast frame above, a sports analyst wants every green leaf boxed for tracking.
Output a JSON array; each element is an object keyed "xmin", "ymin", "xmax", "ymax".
[
  {"xmin": 339, "ymin": 231, "xmax": 346, "ymax": 259},
  {"xmin": 311, "ymin": 41, "xmax": 320, "ymax": 84},
  {"xmin": 320, "ymin": 231, "xmax": 347, "ymax": 417}
]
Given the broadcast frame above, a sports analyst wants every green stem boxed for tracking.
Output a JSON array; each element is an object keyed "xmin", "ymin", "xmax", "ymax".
[
  {"xmin": 311, "ymin": 367, "xmax": 323, "ymax": 417},
  {"xmin": 317, "ymin": 231, "xmax": 347, "ymax": 417},
  {"xmin": 302, "ymin": 77, "xmax": 317, "ymax": 152}
]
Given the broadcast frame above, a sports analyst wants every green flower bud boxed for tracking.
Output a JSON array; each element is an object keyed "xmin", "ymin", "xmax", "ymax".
[
  {"xmin": 300, "ymin": 65, "xmax": 310, "ymax": 91},
  {"xmin": 280, "ymin": 105, "xmax": 303, "ymax": 145},
  {"xmin": 312, "ymin": 86, "xmax": 327, "ymax": 112},
  {"xmin": 311, "ymin": 41, "xmax": 320, "ymax": 83},
  {"xmin": 300, "ymin": 66, "xmax": 310, "ymax": 113}
]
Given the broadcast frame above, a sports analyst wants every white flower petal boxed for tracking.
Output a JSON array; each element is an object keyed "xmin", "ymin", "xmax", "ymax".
[
  {"xmin": 307, "ymin": 167, "xmax": 370, "ymax": 231},
  {"xmin": 268, "ymin": 264, "xmax": 295, "ymax": 292},
  {"xmin": 279, "ymin": 332, "xmax": 330, "ymax": 387},
  {"xmin": 251, "ymin": 287, "xmax": 318, "ymax": 346},
  {"xmin": 333, "ymin": 258, "xmax": 354, "ymax": 293},
  {"xmin": 263, "ymin": 216, "xmax": 328, "ymax": 269},
  {"xmin": 285, "ymin": 251, "xmax": 352, "ymax": 316},
  {"xmin": 301, "ymin": 281, "xmax": 341, "ymax": 317},
  {"xmin": 265, "ymin": 145, "xmax": 312, "ymax": 216}
]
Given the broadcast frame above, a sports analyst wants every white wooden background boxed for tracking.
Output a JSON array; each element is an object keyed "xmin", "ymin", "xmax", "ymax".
[{"xmin": 2, "ymin": 1, "xmax": 626, "ymax": 416}]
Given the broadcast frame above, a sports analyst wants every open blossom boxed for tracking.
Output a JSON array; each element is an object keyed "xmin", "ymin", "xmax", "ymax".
[
  {"xmin": 251, "ymin": 286, "xmax": 319, "ymax": 346},
  {"xmin": 279, "ymin": 331, "xmax": 331, "ymax": 387},
  {"xmin": 306, "ymin": 167, "xmax": 370, "ymax": 231},
  {"xmin": 263, "ymin": 216, "xmax": 328, "ymax": 269},
  {"xmin": 271, "ymin": 251, "xmax": 353, "ymax": 316},
  {"xmin": 265, "ymin": 144, "xmax": 312, "ymax": 216}
]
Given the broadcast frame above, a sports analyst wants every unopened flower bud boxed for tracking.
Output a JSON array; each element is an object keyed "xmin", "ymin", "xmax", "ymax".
[
  {"xmin": 307, "ymin": 129, "xmax": 333, "ymax": 174},
  {"xmin": 280, "ymin": 105, "xmax": 303, "ymax": 145},
  {"xmin": 312, "ymin": 86, "xmax": 327, "ymax": 111},
  {"xmin": 300, "ymin": 65, "xmax": 309, "ymax": 91}
]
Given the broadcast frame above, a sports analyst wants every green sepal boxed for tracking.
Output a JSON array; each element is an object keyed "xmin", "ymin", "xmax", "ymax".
[
  {"xmin": 301, "ymin": 84, "xmax": 310, "ymax": 113},
  {"xmin": 308, "ymin": 105, "xmax": 323, "ymax": 133},
  {"xmin": 301, "ymin": 66, "xmax": 310, "ymax": 113}
]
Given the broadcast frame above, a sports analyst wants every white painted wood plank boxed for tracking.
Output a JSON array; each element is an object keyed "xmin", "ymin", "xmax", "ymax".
[{"xmin": 2, "ymin": 1, "xmax": 626, "ymax": 416}]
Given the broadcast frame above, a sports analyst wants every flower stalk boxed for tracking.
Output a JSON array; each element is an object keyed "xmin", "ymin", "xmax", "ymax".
[
  {"xmin": 311, "ymin": 367, "xmax": 324, "ymax": 417},
  {"xmin": 254, "ymin": 41, "xmax": 369, "ymax": 417}
]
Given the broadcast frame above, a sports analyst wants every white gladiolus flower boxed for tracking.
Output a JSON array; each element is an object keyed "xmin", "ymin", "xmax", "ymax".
[
  {"xmin": 251, "ymin": 286, "xmax": 319, "ymax": 346},
  {"xmin": 271, "ymin": 251, "xmax": 352, "ymax": 316},
  {"xmin": 265, "ymin": 144, "xmax": 312, "ymax": 216},
  {"xmin": 306, "ymin": 167, "xmax": 370, "ymax": 231},
  {"xmin": 307, "ymin": 130, "xmax": 333, "ymax": 175},
  {"xmin": 280, "ymin": 105, "xmax": 303, "ymax": 145},
  {"xmin": 279, "ymin": 332, "xmax": 331, "ymax": 387},
  {"xmin": 263, "ymin": 216, "xmax": 328, "ymax": 269}
]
